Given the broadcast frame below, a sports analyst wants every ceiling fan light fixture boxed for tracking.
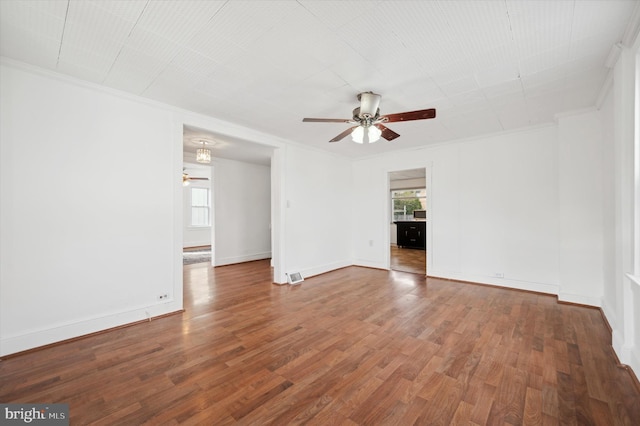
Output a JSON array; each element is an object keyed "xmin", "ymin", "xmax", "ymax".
[
  {"xmin": 368, "ymin": 125, "xmax": 382, "ymax": 143},
  {"xmin": 351, "ymin": 125, "xmax": 381, "ymax": 144},
  {"xmin": 351, "ymin": 126, "xmax": 365, "ymax": 144},
  {"xmin": 301, "ymin": 91, "xmax": 436, "ymax": 143}
]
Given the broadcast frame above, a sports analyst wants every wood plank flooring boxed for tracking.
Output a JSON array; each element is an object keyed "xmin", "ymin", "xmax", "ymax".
[
  {"xmin": 390, "ymin": 245, "xmax": 426, "ymax": 275},
  {"xmin": 1, "ymin": 260, "xmax": 639, "ymax": 424}
]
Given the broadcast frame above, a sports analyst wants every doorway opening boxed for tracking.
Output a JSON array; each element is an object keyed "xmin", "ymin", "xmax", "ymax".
[
  {"xmin": 182, "ymin": 124, "xmax": 276, "ymax": 274},
  {"xmin": 182, "ymin": 162, "xmax": 212, "ymax": 265},
  {"xmin": 389, "ymin": 168, "xmax": 427, "ymax": 275}
]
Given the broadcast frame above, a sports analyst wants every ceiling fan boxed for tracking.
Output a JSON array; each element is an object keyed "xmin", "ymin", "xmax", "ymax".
[
  {"xmin": 182, "ymin": 171, "xmax": 209, "ymax": 186},
  {"xmin": 302, "ymin": 92, "xmax": 436, "ymax": 144}
]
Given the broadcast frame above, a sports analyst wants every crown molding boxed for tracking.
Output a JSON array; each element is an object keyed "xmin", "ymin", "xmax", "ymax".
[{"xmin": 622, "ymin": 1, "xmax": 640, "ymax": 48}]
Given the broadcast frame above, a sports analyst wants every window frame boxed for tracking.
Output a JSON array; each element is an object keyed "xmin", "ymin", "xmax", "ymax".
[
  {"xmin": 390, "ymin": 187, "xmax": 426, "ymax": 222},
  {"xmin": 189, "ymin": 186, "xmax": 211, "ymax": 228}
]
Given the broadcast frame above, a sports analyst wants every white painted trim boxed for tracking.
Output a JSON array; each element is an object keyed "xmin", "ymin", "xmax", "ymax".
[
  {"xmin": 215, "ymin": 251, "xmax": 272, "ymax": 267},
  {"xmin": 601, "ymin": 297, "xmax": 618, "ymax": 332},
  {"xmin": 630, "ymin": 346, "xmax": 640, "ymax": 381},
  {"xmin": 557, "ymin": 292, "xmax": 602, "ymax": 308},
  {"xmin": 173, "ymin": 119, "xmax": 185, "ymax": 316},
  {"xmin": 0, "ymin": 301, "xmax": 182, "ymax": 357},
  {"xmin": 612, "ymin": 330, "xmax": 632, "ymax": 365},
  {"xmin": 295, "ymin": 260, "xmax": 353, "ymax": 280},
  {"xmin": 352, "ymin": 259, "xmax": 388, "ymax": 271},
  {"xmin": 554, "ymin": 106, "xmax": 598, "ymax": 121},
  {"xmin": 427, "ymin": 270, "xmax": 560, "ymax": 296},
  {"xmin": 627, "ymin": 273, "xmax": 640, "ymax": 287},
  {"xmin": 596, "ymin": 70, "xmax": 614, "ymax": 110},
  {"xmin": 622, "ymin": 1, "xmax": 640, "ymax": 48}
]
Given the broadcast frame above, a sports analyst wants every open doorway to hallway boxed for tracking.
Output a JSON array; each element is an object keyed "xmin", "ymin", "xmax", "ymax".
[
  {"xmin": 182, "ymin": 124, "xmax": 275, "ymax": 271},
  {"xmin": 389, "ymin": 168, "xmax": 427, "ymax": 275},
  {"xmin": 182, "ymin": 161, "xmax": 212, "ymax": 265}
]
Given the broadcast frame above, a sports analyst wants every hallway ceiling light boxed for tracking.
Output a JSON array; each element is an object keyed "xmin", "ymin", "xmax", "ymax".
[{"xmin": 194, "ymin": 139, "xmax": 213, "ymax": 164}]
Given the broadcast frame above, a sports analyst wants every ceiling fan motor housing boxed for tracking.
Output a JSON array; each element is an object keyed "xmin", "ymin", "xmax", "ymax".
[
  {"xmin": 357, "ymin": 92, "xmax": 381, "ymax": 119},
  {"xmin": 352, "ymin": 107, "xmax": 379, "ymax": 127}
]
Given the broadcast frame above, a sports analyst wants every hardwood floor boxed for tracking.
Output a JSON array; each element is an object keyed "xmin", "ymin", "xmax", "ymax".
[
  {"xmin": 1, "ymin": 261, "xmax": 639, "ymax": 424},
  {"xmin": 390, "ymin": 245, "xmax": 426, "ymax": 275}
]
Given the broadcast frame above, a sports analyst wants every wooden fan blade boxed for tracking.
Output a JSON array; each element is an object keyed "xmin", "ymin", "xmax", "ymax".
[
  {"xmin": 330, "ymin": 126, "xmax": 358, "ymax": 142},
  {"xmin": 375, "ymin": 124, "xmax": 400, "ymax": 141},
  {"xmin": 303, "ymin": 118, "xmax": 352, "ymax": 123},
  {"xmin": 189, "ymin": 177, "xmax": 209, "ymax": 181},
  {"xmin": 381, "ymin": 108, "xmax": 436, "ymax": 123}
]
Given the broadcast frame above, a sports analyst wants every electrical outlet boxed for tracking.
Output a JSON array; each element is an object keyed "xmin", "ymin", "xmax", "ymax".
[
  {"xmin": 158, "ymin": 294, "xmax": 169, "ymax": 300},
  {"xmin": 493, "ymin": 272, "xmax": 504, "ymax": 278}
]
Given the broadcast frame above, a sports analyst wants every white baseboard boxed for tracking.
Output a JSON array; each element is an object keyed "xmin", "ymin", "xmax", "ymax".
[
  {"xmin": 557, "ymin": 292, "xmax": 602, "ymax": 307},
  {"xmin": 630, "ymin": 346, "xmax": 640, "ymax": 380},
  {"xmin": 427, "ymin": 269, "xmax": 560, "ymax": 296},
  {"xmin": 612, "ymin": 330, "xmax": 632, "ymax": 365},
  {"xmin": 215, "ymin": 251, "xmax": 271, "ymax": 266},
  {"xmin": 183, "ymin": 242, "xmax": 210, "ymax": 248},
  {"xmin": 294, "ymin": 260, "xmax": 352, "ymax": 280},
  {"xmin": 1, "ymin": 300, "xmax": 182, "ymax": 357},
  {"xmin": 352, "ymin": 259, "xmax": 388, "ymax": 270},
  {"xmin": 601, "ymin": 298, "xmax": 618, "ymax": 331}
]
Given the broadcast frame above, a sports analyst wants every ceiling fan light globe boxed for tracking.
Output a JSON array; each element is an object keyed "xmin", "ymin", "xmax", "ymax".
[
  {"xmin": 368, "ymin": 126, "xmax": 382, "ymax": 143},
  {"xmin": 351, "ymin": 126, "xmax": 364, "ymax": 144}
]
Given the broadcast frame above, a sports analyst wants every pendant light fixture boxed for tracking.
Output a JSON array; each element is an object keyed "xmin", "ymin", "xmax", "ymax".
[{"xmin": 194, "ymin": 139, "xmax": 213, "ymax": 164}]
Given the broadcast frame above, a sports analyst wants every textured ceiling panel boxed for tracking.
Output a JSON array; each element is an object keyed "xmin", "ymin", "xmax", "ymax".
[
  {"xmin": 0, "ymin": 24, "xmax": 60, "ymax": 69},
  {"xmin": 198, "ymin": 1, "xmax": 288, "ymax": 50},
  {"xmin": 88, "ymin": 0, "xmax": 147, "ymax": 21},
  {"xmin": 1, "ymin": 0, "xmax": 636, "ymax": 161},
  {"xmin": 297, "ymin": 0, "xmax": 376, "ymax": 30},
  {"xmin": 0, "ymin": 1, "xmax": 65, "ymax": 40}
]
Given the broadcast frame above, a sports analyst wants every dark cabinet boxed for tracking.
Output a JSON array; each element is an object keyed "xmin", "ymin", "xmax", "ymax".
[{"xmin": 395, "ymin": 221, "xmax": 426, "ymax": 249}]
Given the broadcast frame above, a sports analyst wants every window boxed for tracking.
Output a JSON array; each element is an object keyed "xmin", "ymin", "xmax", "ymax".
[
  {"xmin": 190, "ymin": 187, "xmax": 210, "ymax": 226},
  {"xmin": 391, "ymin": 188, "xmax": 426, "ymax": 221}
]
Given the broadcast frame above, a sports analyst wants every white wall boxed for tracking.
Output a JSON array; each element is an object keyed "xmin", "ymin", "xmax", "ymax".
[
  {"xmin": 182, "ymin": 163, "xmax": 211, "ymax": 248},
  {"xmin": 282, "ymin": 145, "xmax": 352, "ymax": 280},
  {"xmin": 0, "ymin": 63, "xmax": 183, "ymax": 356},
  {"xmin": 213, "ymin": 157, "xmax": 271, "ymax": 266},
  {"xmin": 353, "ymin": 125, "xmax": 561, "ymax": 295},
  {"xmin": 557, "ymin": 110, "xmax": 605, "ymax": 306}
]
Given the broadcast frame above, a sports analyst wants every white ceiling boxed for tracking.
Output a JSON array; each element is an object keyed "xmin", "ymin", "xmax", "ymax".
[
  {"xmin": 183, "ymin": 125, "xmax": 273, "ymax": 166},
  {"xmin": 2, "ymin": 0, "xmax": 638, "ymax": 163},
  {"xmin": 389, "ymin": 168, "xmax": 426, "ymax": 182}
]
